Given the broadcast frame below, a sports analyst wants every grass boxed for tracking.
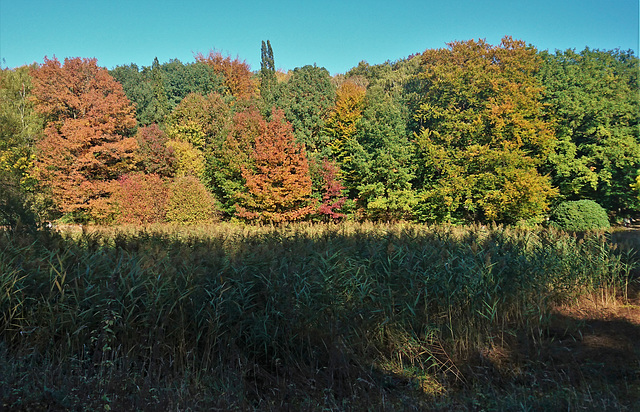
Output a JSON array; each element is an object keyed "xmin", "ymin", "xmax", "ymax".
[{"xmin": 0, "ymin": 222, "xmax": 637, "ymax": 410}]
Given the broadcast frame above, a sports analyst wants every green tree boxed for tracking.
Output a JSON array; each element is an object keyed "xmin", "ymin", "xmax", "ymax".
[
  {"xmin": 538, "ymin": 48, "xmax": 640, "ymax": 214},
  {"xmin": 355, "ymin": 86, "xmax": 417, "ymax": 221},
  {"xmin": 0, "ymin": 66, "xmax": 43, "ymax": 227},
  {"xmin": 275, "ymin": 65, "xmax": 336, "ymax": 154},
  {"xmin": 412, "ymin": 37, "xmax": 557, "ymax": 224},
  {"xmin": 260, "ymin": 40, "xmax": 277, "ymax": 108}
]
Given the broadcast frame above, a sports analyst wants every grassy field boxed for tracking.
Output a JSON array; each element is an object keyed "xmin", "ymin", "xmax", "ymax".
[{"xmin": 0, "ymin": 222, "xmax": 638, "ymax": 411}]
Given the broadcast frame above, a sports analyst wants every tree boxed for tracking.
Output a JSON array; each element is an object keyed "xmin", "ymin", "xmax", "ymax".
[
  {"xmin": 314, "ymin": 158, "xmax": 347, "ymax": 221},
  {"xmin": 113, "ymin": 173, "xmax": 168, "ymax": 225},
  {"xmin": 0, "ymin": 66, "xmax": 43, "ymax": 227},
  {"xmin": 195, "ymin": 51, "xmax": 257, "ymax": 101},
  {"xmin": 260, "ymin": 40, "xmax": 277, "ymax": 108},
  {"xmin": 354, "ymin": 86, "xmax": 417, "ymax": 221},
  {"xmin": 235, "ymin": 109, "xmax": 314, "ymax": 223},
  {"xmin": 30, "ymin": 57, "xmax": 137, "ymax": 222},
  {"xmin": 207, "ymin": 106, "xmax": 262, "ymax": 215},
  {"xmin": 134, "ymin": 124, "xmax": 176, "ymax": 177},
  {"xmin": 412, "ymin": 37, "xmax": 557, "ymax": 224},
  {"xmin": 538, "ymin": 48, "xmax": 640, "ymax": 214},
  {"xmin": 275, "ymin": 65, "xmax": 336, "ymax": 154}
]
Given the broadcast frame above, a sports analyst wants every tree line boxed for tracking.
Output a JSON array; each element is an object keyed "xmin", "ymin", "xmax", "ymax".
[{"xmin": 1, "ymin": 36, "xmax": 638, "ymax": 226}]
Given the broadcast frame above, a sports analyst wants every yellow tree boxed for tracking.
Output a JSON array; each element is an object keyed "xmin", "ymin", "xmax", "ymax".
[{"xmin": 413, "ymin": 37, "xmax": 557, "ymax": 223}]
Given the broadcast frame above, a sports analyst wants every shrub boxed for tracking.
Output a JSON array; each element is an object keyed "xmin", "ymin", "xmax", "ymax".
[
  {"xmin": 113, "ymin": 173, "xmax": 168, "ymax": 225},
  {"xmin": 549, "ymin": 199, "xmax": 610, "ymax": 231},
  {"xmin": 165, "ymin": 176, "xmax": 217, "ymax": 224}
]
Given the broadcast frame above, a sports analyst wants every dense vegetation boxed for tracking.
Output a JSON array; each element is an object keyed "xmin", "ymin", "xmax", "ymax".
[
  {"xmin": 1, "ymin": 36, "xmax": 639, "ymax": 410},
  {"xmin": 0, "ymin": 223, "xmax": 637, "ymax": 410},
  {"xmin": 1, "ymin": 37, "xmax": 638, "ymax": 227}
]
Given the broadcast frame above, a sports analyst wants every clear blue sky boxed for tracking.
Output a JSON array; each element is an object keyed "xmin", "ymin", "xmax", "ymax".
[{"xmin": 1, "ymin": 0, "xmax": 638, "ymax": 75}]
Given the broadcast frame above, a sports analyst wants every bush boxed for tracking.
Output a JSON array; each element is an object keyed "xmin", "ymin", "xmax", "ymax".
[
  {"xmin": 165, "ymin": 176, "xmax": 218, "ymax": 224},
  {"xmin": 549, "ymin": 199, "xmax": 610, "ymax": 231},
  {"xmin": 113, "ymin": 173, "xmax": 168, "ymax": 225}
]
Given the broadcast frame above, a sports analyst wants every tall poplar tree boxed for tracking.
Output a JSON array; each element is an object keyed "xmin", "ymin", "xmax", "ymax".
[{"xmin": 260, "ymin": 40, "xmax": 276, "ymax": 108}]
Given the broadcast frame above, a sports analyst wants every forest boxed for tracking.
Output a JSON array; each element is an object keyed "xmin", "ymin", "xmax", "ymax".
[
  {"xmin": 1, "ymin": 36, "xmax": 638, "ymax": 228},
  {"xmin": 1, "ymin": 37, "xmax": 640, "ymax": 410}
]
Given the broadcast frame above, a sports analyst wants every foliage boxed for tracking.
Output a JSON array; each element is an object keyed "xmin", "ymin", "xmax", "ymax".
[
  {"xmin": 275, "ymin": 65, "xmax": 336, "ymax": 153},
  {"xmin": 113, "ymin": 173, "xmax": 168, "ymax": 224},
  {"xmin": 110, "ymin": 59, "xmax": 225, "ymax": 126},
  {"xmin": 165, "ymin": 92, "xmax": 232, "ymax": 150},
  {"xmin": 134, "ymin": 124, "xmax": 176, "ymax": 177},
  {"xmin": 236, "ymin": 109, "xmax": 314, "ymax": 223},
  {"xmin": 633, "ymin": 174, "xmax": 640, "ymax": 200},
  {"xmin": 165, "ymin": 175, "xmax": 218, "ymax": 223},
  {"xmin": 314, "ymin": 158, "xmax": 347, "ymax": 221},
  {"xmin": 412, "ymin": 37, "xmax": 557, "ymax": 223},
  {"xmin": 260, "ymin": 40, "xmax": 277, "ymax": 108},
  {"xmin": 324, "ymin": 80, "xmax": 366, "ymax": 163},
  {"xmin": 538, "ymin": 48, "xmax": 640, "ymax": 214},
  {"xmin": 355, "ymin": 85, "xmax": 417, "ymax": 221},
  {"xmin": 0, "ymin": 66, "xmax": 42, "ymax": 227},
  {"xmin": 30, "ymin": 57, "xmax": 138, "ymax": 222},
  {"xmin": 165, "ymin": 139, "xmax": 206, "ymax": 179},
  {"xmin": 549, "ymin": 199, "xmax": 611, "ymax": 231},
  {"xmin": 195, "ymin": 50, "xmax": 257, "ymax": 101}
]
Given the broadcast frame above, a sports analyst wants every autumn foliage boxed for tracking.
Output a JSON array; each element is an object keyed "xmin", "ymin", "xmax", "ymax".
[
  {"xmin": 30, "ymin": 57, "xmax": 137, "ymax": 220},
  {"xmin": 236, "ymin": 109, "xmax": 314, "ymax": 223},
  {"xmin": 113, "ymin": 173, "xmax": 168, "ymax": 224},
  {"xmin": 195, "ymin": 51, "xmax": 257, "ymax": 101}
]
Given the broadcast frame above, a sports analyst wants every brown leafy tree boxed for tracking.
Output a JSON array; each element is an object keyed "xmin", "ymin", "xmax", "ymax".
[
  {"xmin": 236, "ymin": 109, "xmax": 314, "ymax": 223},
  {"xmin": 195, "ymin": 51, "xmax": 257, "ymax": 101},
  {"xmin": 31, "ymin": 57, "xmax": 137, "ymax": 221}
]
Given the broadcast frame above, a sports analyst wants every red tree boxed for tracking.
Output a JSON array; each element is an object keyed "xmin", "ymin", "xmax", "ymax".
[
  {"xmin": 316, "ymin": 158, "xmax": 347, "ymax": 221},
  {"xmin": 235, "ymin": 109, "xmax": 314, "ymax": 223},
  {"xmin": 31, "ymin": 57, "xmax": 137, "ymax": 221}
]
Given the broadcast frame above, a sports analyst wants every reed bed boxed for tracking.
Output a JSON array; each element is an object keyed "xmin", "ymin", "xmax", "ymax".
[{"xmin": 0, "ymin": 223, "xmax": 636, "ymax": 410}]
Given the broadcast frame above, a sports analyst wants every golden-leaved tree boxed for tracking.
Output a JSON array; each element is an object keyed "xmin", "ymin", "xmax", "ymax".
[
  {"xmin": 413, "ymin": 37, "xmax": 557, "ymax": 223},
  {"xmin": 31, "ymin": 57, "xmax": 137, "ymax": 221}
]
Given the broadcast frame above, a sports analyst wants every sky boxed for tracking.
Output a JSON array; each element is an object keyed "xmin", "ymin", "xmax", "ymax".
[{"xmin": 1, "ymin": 0, "xmax": 638, "ymax": 75}]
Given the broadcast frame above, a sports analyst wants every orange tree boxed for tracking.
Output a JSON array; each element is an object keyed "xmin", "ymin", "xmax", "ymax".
[
  {"xmin": 31, "ymin": 57, "xmax": 137, "ymax": 222},
  {"xmin": 412, "ymin": 37, "xmax": 557, "ymax": 224},
  {"xmin": 235, "ymin": 109, "xmax": 314, "ymax": 223}
]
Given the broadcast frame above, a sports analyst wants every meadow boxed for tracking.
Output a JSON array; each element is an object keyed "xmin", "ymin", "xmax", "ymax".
[{"xmin": 0, "ymin": 223, "xmax": 637, "ymax": 411}]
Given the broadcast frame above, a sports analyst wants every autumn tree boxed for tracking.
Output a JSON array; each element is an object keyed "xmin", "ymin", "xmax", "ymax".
[
  {"xmin": 113, "ymin": 173, "xmax": 168, "ymax": 224},
  {"xmin": 235, "ymin": 109, "xmax": 314, "ymax": 223},
  {"xmin": 134, "ymin": 124, "xmax": 176, "ymax": 177},
  {"xmin": 412, "ymin": 37, "xmax": 557, "ymax": 224},
  {"xmin": 31, "ymin": 57, "xmax": 137, "ymax": 222},
  {"xmin": 314, "ymin": 158, "xmax": 347, "ymax": 221},
  {"xmin": 195, "ymin": 50, "xmax": 257, "ymax": 101},
  {"xmin": 207, "ymin": 106, "xmax": 262, "ymax": 215}
]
